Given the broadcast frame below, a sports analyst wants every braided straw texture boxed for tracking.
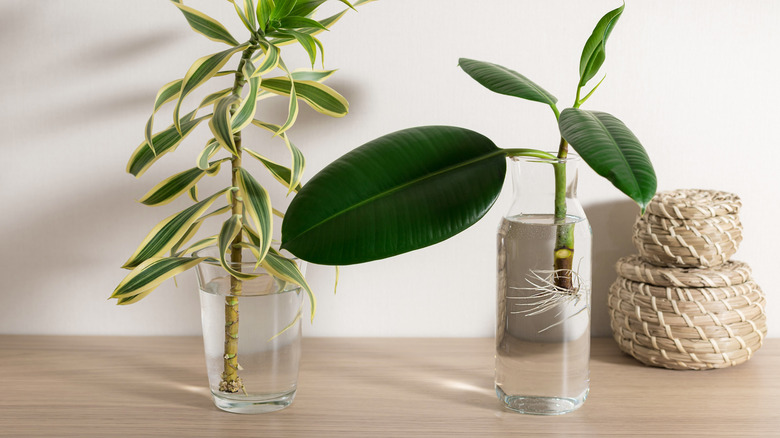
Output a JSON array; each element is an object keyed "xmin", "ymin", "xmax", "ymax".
[
  {"xmin": 615, "ymin": 255, "xmax": 752, "ymax": 288},
  {"xmin": 633, "ymin": 213, "xmax": 742, "ymax": 268},
  {"xmin": 609, "ymin": 277, "xmax": 766, "ymax": 370},
  {"xmin": 645, "ymin": 189, "xmax": 741, "ymax": 220}
]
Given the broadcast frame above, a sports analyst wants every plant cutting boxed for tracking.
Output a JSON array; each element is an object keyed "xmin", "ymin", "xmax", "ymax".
[
  {"xmin": 110, "ymin": 0, "xmax": 373, "ymax": 413},
  {"xmin": 280, "ymin": 3, "xmax": 656, "ymax": 414}
]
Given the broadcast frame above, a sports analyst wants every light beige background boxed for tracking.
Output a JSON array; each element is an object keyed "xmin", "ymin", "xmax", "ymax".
[{"xmin": 1, "ymin": 0, "xmax": 776, "ymax": 337}]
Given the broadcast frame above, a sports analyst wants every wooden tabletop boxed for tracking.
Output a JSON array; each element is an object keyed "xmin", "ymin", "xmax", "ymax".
[{"xmin": 0, "ymin": 336, "xmax": 777, "ymax": 437}]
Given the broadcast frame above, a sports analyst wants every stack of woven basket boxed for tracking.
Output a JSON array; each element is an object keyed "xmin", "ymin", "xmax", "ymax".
[{"xmin": 609, "ymin": 189, "xmax": 767, "ymax": 370}]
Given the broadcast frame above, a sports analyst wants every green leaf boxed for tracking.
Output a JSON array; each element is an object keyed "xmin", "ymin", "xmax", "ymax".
[
  {"xmin": 128, "ymin": 112, "xmax": 211, "ymax": 177},
  {"xmin": 271, "ymin": 0, "xmax": 296, "ymax": 21},
  {"xmin": 231, "ymin": 62, "xmax": 261, "ymax": 132},
  {"xmin": 227, "ymin": 0, "xmax": 254, "ymax": 31},
  {"xmin": 209, "ymin": 94, "xmax": 241, "ymax": 155},
  {"xmin": 245, "ymin": 148, "xmax": 301, "ymax": 192},
  {"xmin": 261, "ymin": 248, "xmax": 316, "ymax": 321},
  {"xmin": 558, "ymin": 108, "xmax": 656, "ymax": 211},
  {"xmin": 281, "ymin": 126, "xmax": 505, "ymax": 265},
  {"xmin": 279, "ymin": 16, "xmax": 328, "ymax": 31},
  {"xmin": 257, "ymin": 0, "xmax": 275, "ymax": 31},
  {"xmin": 290, "ymin": 0, "xmax": 327, "ymax": 17},
  {"xmin": 270, "ymin": 9, "xmax": 347, "ymax": 45},
  {"xmin": 260, "ymin": 78, "xmax": 348, "ymax": 117},
  {"xmin": 250, "ymin": 120, "xmax": 304, "ymax": 192},
  {"xmin": 122, "ymin": 189, "xmax": 230, "ymax": 269},
  {"xmin": 579, "ymin": 4, "xmax": 624, "ymax": 87},
  {"xmin": 174, "ymin": 44, "xmax": 248, "ymax": 134},
  {"xmin": 286, "ymin": 30, "xmax": 318, "ymax": 66},
  {"xmin": 171, "ymin": 2, "xmax": 241, "ymax": 46},
  {"xmin": 112, "ymin": 257, "xmax": 206, "ymax": 304},
  {"xmin": 236, "ymin": 168, "xmax": 273, "ymax": 261},
  {"xmin": 458, "ymin": 58, "xmax": 557, "ymax": 107},
  {"xmin": 218, "ymin": 214, "xmax": 261, "ymax": 280},
  {"xmin": 337, "ymin": 0, "xmax": 355, "ymax": 11}
]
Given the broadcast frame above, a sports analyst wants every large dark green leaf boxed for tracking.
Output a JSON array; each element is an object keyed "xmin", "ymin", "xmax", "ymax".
[
  {"xmin": 578, "ymin": 4, "xmax": 624, "ymax": 87},
  {"xmin": 559, "ymin": 108, "xmax": 656, "ymax": 210},
  {"xmin": 281, "ymin": 126, "xmax": 506, "ymax": 265},
  {"xmin": 458, "ymin": 58, "xmax": 557, "ymax": 107}
]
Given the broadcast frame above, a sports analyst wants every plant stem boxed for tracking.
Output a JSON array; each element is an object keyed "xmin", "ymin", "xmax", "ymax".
[
  {"xmin": 553, "ymin": 137, "xmax": 575, "ymax": 292},
  {"xmin": 220, "ymin": 44, "xmax": 256, "ymax": 394}
]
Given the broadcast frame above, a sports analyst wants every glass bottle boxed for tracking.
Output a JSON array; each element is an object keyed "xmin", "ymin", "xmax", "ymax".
[{"xmin": 495, "ymin": 154, "xmax": 592, "ymax": 415}]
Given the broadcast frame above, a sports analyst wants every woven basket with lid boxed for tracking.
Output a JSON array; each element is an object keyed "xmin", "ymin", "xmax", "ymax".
[
  {"xmin": 609, "ymin": 256, "xmax": 766, "ymax": 370},
  {"xmin": 634, "ymin": 190, "xmax": 743, "ymax": 268},
  {"xmin": 609, "ymin": 189, "xmax": 765, "ymax": 370}
]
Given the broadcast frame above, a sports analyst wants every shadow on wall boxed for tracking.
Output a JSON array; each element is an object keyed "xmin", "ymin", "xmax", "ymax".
[{"xmin": 584, "ymin": 199, "xmax": 639, "ymax": 337}]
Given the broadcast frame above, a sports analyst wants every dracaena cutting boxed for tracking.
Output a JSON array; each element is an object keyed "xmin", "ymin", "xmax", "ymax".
[
  {"xmin": 111, "ymin": 0, "xmax": 373, "ymax": 394},
  {"xmin": 280, "ymin": 4, "xmax": 657, "ymax": 293}
]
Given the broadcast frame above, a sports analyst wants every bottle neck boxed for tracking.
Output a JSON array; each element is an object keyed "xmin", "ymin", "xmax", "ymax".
[{"xmin": 506, "ymin": 155, "xmax": 585, "ymax": 220}]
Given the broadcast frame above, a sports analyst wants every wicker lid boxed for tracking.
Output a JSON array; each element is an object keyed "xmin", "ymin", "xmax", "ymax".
[
  {"xmin": 615, "ymin": 254, "xmax": 751, "ymax": 288},
  {"xmin": 645, "ymin": 189, "xmax": 741, "ymax": 220}
]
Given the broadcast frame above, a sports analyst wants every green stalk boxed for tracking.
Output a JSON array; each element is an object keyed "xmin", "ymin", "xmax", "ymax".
[
  {"xmin": 553, "ymin": 137, "xmax": 575, "ymax": 291},
  {"xmin": 220, "ymin": 43, "xmax": 256, "ymax": 394}
]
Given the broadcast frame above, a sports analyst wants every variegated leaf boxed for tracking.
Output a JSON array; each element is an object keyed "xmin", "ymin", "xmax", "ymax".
[
  {"xmin": 170, "ymin": 220, "xmax": 202, "ymax": 256},
  {"xmin": 188, "ymin": 185, "xmax": 199, "ymax": 202},
  {"xmin": 209, "ymin": 94, "xmax": 241, "ymax": 155},
  {"xmin": 250, "ymin": 42, "xmax": 280, "ymax": 78},
  {"xmin": 244, "ymin": 0, "xmax": 257, "ymax": 29},
  {"xmin": 231, "ymin": 62, "xmax": 261, "ymax": 132},
  {"xmin": 276, "ymin": 59, "xmax": 299, "ymax": 135},
  {"xmin": 197, "ymin": 139, "xmax": 221, "ymax": 170},
  {"xmin": 245, "ymin": 148, "xmax": 300, "ymax": 192},
  {"xmin": 218, "ymin": 214, "xmax": 260, "ymax": 279},
  {"xmin": 236, "ymin": 168, "xmax": 273, "ymax": 260},
  {"xmin": 177, "ymin": 235, "xmax": 218, "ymax": 256},
  {"xmin": 259, "ymin": 77, "xmax": 347, "ymax": 117},
  {"xmin": 145, "ymin": 79, "xmax": 183, "ymax": 155},
  {"xmin": 139, "ymin": 159, "xmax": 229, "ymax": 206},
  {"xmin": 139, "ymin": 167, "xmax": 206, "ymax": 206},
  {"xmin": 172, "ymin": 2, "xmax": 240, "ymax": 46},
  {"xmin": 290, "ymin": 68, "xmax": 335, "ymax": 82},
  {"xmin": 250, "ymin": 120, "xmax": 304, "ymax": 191},
  {"xmin": 284, "ymin": 30, "xmax": 318, "ymax": 66},
  {"xmin": 174, "ymin": 44, "xmax": 249, "ymax": 134},
  {"xmin": 122, "ymin": 188, "xmax": 230, "ymax": 269},
  {"xmin": 261, "ymin": 248, "xmax": 315, "ymax": 320},
  {"xmin": 226, "ymin": 0, "xmax": 253, "ymax": 31},
  {"xmin": 128, "ymin": 112, "xmax": 211, "ymax": 177},
  {"xmin": 112, "ymin": 257, "xmax": 207, "ymax": 304}
]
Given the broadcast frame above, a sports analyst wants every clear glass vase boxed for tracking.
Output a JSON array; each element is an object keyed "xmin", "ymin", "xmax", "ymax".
[
  {"xmin": 495, "ymin": 154, "xmax": 592, "ymax": 415},
  {"xmin": 195, "ymin": 247, "xmax": 305, "ymax": 414}
]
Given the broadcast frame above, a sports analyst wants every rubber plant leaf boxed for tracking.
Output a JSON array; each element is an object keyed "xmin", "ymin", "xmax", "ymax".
[
  {"xmin": 578, "ymin": 3, "xmax": 624, "ymax": 87},
  {"xmin": 558, "ymin": 108, "xmax": 656, "ymax": 211},
  {"xmin": 281, "ymin": 126, "xmax": 505, "ymax": 265},
  {"xmin": 458, "ymin": 58, "xmax": 557, "ymax": 107}
]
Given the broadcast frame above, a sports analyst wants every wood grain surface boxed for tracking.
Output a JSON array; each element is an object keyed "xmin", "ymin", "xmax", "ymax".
[{"xmin": 0, "ymin": 336, "xmax": 777, "ymax": 437}]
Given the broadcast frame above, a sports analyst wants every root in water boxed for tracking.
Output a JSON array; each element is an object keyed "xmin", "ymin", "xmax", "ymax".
[{"xmin": 508, "ymin": 267, "xmax": 589, "ymax": 333}]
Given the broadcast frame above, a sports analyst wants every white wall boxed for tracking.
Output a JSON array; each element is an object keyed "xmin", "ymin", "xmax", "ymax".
[{"xmin": 1, "ymin": 0, "xmax": 777, "ymax": 337}]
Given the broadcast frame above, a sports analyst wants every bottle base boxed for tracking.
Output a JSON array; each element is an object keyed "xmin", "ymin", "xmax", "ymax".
[
  {"xmin": 212, "ymin": 389, "xmax": 296, "ymax": 414},
  {"xmin": 496, "ymin": 386, "xmax": 588, "ymax": 415}
]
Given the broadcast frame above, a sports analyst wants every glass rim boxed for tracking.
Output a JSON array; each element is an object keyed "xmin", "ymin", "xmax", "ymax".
[
  {"xmin": 510, "ymin": 152, "xmax": 581, "ymax": 164},
  {"xmin": 194, "ymin": 245, "xmax": 301, "ymax": 268}
]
